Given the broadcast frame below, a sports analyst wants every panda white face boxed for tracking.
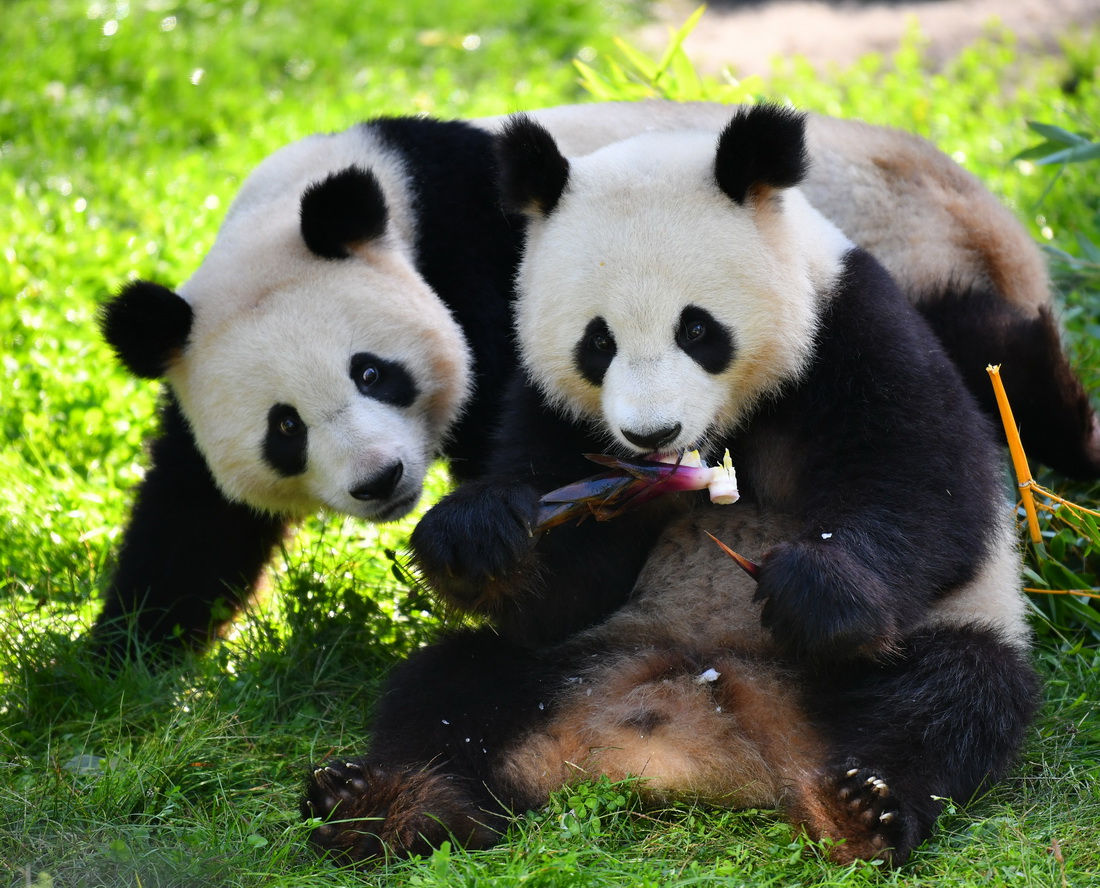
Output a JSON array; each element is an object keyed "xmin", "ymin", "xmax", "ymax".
[
  {"xmin": 102, "ymin": 128, "xmax": 472, "ymax": 521},
  {"xmin": 508, "ymin": 118, "xmax": 850, "ymax": 458},
  {"xmin": 169, "ymin": 244, "xmax": 470, "ymax": 519}
]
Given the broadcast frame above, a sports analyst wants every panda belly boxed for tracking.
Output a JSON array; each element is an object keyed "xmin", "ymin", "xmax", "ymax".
[{"xmin": 497, "ymin": 644, "xmax": 819, "ymax": 811}]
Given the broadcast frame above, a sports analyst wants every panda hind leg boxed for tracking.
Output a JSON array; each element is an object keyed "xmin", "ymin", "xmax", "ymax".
[
  {"xmin": 303, "ymin": 628, "xmax": 558, "ymax": 864},
  {"xmin": 787, "ymin": 759, "xmax": 915, "ymax": 866},
  {"xmin": 795, "ymin": 625, "xmax": 1040, "ymax": 865},
  {"xmin": 303, "ymin": 758, "xmax": 503, "ymax": 865}
]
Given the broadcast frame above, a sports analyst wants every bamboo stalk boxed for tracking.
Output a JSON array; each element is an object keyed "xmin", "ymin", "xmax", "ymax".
[
  {"xmin": 987, "ymin": 365, "xmax": 1042, "ymax": 543},
  {"xmin": 1023, "ymin": 587, "xmax": 1100, "ymax": 601}
]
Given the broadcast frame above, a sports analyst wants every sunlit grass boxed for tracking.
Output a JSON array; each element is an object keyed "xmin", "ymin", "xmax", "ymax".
[{"xmin": 2, "ymin": 2, "xmax": 1100, "ymax": 885}]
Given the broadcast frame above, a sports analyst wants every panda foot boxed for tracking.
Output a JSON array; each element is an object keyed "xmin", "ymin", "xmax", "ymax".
[
  {"xmin": 817, "ymin": 761, "xmax": 912, "ymax": 865},
  {"xmin": 301, "ymin": 758, "xmax": 502, "ymax": 865},
  {"xmin": 789, "ymin": 759, "xmax": 918, "ymax": 866}
]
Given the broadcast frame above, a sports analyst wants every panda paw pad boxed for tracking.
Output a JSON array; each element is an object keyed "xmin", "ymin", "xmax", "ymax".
[
  {"xmin": 302, "ymin": 758, "xmax": 500, "ymax": 864},
  {"xmin": 822, "ymin": 761, "xmax": 909, "ymax": 863}
]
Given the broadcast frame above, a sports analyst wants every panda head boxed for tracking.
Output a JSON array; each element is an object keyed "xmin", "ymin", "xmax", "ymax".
[
  {"xmin": 101, "ymin": 137, "xmax": 471, "ymax": 521},
  {"xmin": 498, "ymin": 105, "xmax": 851, "ymax": 458}
]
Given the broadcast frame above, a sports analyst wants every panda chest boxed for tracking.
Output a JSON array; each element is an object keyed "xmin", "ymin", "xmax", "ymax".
[{"xmin": 733, "ymin": 422, "xmax": 806, "ymax": 508}]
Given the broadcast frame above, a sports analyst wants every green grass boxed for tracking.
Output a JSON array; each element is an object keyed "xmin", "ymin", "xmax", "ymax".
[{"xmin": 3, "ymin": 2, "xmax": 1100, "ymax": 885}]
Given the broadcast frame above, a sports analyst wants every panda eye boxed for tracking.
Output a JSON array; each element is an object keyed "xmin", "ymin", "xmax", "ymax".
[
  {"xmin": 265, "ymin": 403, "xmax": 308, "ymax": 478},
  {"xmin": 357, "ymin": 364, "xmax": 381, "ymax": 388},
  {"xmin": 590, "ymin": 331, "xmax": 614, "ymax": 352},
  {"xmin": 677, "ymin": 305, "xmax": 734, "ymax": 375},
  {"xmin": 573, "ymin": 317, "xmax": 616, "ymax": 388},
  {"xmin": 583, "ymin": 318, "xmax": 616, "ymax": 354},
  {"xmin": 683, "ymin": 320, "xmax": 706, "ymax": 342},
  {"xmin": 349, "ymin": 351, "xmax": 418, "ymax": 406},
  {"xmin": 272, "ymin": 406, "xmax": 305, "ymax": 437}
]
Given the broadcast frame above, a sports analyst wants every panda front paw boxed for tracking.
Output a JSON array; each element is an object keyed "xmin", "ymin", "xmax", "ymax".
[
  {"xmin": 755, "ymin": 540, "xmax": 900, "ymax": 659},
  {"xmin": 410, "ymin": 480, "xmax": 541, "ymax": 614},
  {"xmin": 302, "ymin": 758, "xmax": 502, "ymax": 865}
]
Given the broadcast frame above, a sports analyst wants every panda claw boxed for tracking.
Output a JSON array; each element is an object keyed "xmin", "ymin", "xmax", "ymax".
[{"xmin": 829, "ymin": 762, "xmax": 907, "ymax": 862}]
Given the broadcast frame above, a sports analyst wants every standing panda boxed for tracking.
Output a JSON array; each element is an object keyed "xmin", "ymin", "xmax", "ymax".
[
  {"xmin": 96, "ymin": 100, "xmax": 1093, "ymax": 659},
  {"xmin": 94, "ymin": 118, "xmax": 515, "ymax": 658},
  {"xmin": 303, "ymin": 108, "xmax": 1039, "ymax": 866}
]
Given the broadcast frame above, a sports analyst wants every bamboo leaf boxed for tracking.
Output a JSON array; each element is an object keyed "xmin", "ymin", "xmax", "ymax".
[
  {"xmin": 1025, "ymin": 121, "xmax": 1091, "ymax": 145},
  {"xmin": 1034, "ymin": 141, "xmax": 1100, "ymax": 166},
  {"xmin": 572, "ymin": 59, "xmax": 615, "ymax": 100},
  {"xmin": 667, "ymin": 45, "xmax": 704, "ymax": 100},
  {"xmin": 654, "ymin": 4, "xmax": 708, "ymax": 79},
  {"xmin": 1040, "ymin": 558, "xmax": 1093, "ymax": 592},
  {"xmin": 611, "ymin": 35, "xmax": 659, "ymax": 82},
  {"xmin": 1075, "ymin": 231, "xmax": 1100, "ymax": 265},
  {"xmin": 1013, "ymin": 141, "xmax": 1062, "ymax": 161}
]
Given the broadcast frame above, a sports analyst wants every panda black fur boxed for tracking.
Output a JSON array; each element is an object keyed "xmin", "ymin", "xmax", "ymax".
[
  {"xmin": 96, "ymin": 100, "xmax": 1095, "ymax": 659},
  {"xmin": 303, "ymin": 108, "xmax": 1039, "ymax": 867}
]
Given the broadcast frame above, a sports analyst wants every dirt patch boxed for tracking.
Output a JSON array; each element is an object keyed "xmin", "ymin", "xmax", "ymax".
[{"xmin": 640, "ymin": 0, "xmax": 1100, "ymax": 77}]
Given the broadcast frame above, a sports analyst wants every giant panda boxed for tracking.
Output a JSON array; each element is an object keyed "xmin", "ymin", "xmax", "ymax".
[
  {"xmin": 95, "ymin": 99, "xmax": 1094, "ymax": 659},
  {"xmin": 302, "ymin": 107, "xmax": 1040, "ymax": 867}
]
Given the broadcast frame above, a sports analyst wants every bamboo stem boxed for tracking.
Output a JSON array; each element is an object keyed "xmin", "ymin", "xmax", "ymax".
[
  {"xmin": 987, "ymin": 365, "xmax": 1042, "ymax": 543},
  {"xmin": 1023, "ymin": 587, "xmax": 1100, "ymax": 601},
  {"xmin": 1031, "ymin": 486, "xmax": 1100, "ymax": 518}
]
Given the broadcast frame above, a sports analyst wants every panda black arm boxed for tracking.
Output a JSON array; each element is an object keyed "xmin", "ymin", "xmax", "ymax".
[
  {"xmin": 746, "ymin": 249, "xmax": 1007, "ymax": 659},
  {"xmin": 410, "ymin": 374, "xmax": 686, "ymax": 645},
  {"xmin": 88, "ymin": 396, "xmax": 286, "ymax": 663}
]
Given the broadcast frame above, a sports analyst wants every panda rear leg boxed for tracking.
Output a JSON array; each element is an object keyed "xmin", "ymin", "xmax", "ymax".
[
  {"xmin": 303, "ymin": 758, "xmax": 504, "ymax": 865},
  {"xmin": 89, "ymin": 396, "xmax": 287, "ymax": 664},
  {"xmin": 303, "ymin": 628, "xmax": 558, "ymax": 864},
  {"xmin": 786, "ymin": 760, "xmax": 914, "ymax": 865},
  {"xmin": 797, "ymin": 625, "xmax": 1040, "ymax": 865}
]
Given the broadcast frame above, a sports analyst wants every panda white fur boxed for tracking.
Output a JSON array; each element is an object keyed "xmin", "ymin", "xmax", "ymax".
[
  {"xmin": 303, "ymin": 108, "xmax": 1039, "ymax": 866},
  {"xmin": 96, "ymin": 99, "xmax": 1094, "ymax": 658}
]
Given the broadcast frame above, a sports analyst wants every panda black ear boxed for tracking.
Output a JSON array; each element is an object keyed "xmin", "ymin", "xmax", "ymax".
[
  {"xmin": 495, "ymin": 114, "xmax": 570, "ymax": 217},
  {"xmin": 714, "ymin": 104, "xmax": 808, "ymax": 205},
  {"xmin": 100, "ymin": 280, "xmax": 193, "ymax": 379},
  {"xmin": 299, "ymin": 165, "xmax": 388, "ymax": 259}
]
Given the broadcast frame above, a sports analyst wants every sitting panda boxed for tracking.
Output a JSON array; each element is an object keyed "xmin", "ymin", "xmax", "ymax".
[
  {"xmin": 303, "ymin": 107, "xmax": 1040, "ymax": 866},
  {"xmin": 96, "ymin": 100, "xmax": 1094, "ymax": 658}
]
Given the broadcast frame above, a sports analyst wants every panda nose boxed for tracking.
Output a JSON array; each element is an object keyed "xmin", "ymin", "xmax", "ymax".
[
  {"xmin": 621, "ymin": 423, "xmax": 682, "ymax": 452},
  {"xmin": 350, "ymin": 461, "xmax": 404, "ymax": 501}
]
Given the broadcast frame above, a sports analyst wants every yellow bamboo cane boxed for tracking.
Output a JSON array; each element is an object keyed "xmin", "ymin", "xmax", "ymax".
[{"xmin": 986, "ymin": 365, "xmax": 1042, "ymax": 543}]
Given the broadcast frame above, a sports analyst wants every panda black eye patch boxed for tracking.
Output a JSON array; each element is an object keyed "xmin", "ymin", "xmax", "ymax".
[
  {"xmin": 264, "ymin": 403, "xmax": 308, "ymax": 477},
  {"xmin": 676, "ymin": 305, "xmax": 734, "ymax": 374},
  {"xmin": 350, "ymin": 352, "xmax": 418, "ymax": 407},
  {"xmin": 573, "ymin": 317, "xmax": 617, "ymax": 387}
]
